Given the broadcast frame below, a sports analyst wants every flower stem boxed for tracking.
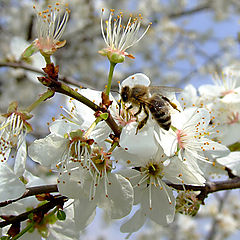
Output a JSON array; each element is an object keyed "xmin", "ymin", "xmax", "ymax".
[
  {"xmin": 59, "ymin": 83, "xmax": 99, "ymax": 112},
  {"xmin": 11, "ymin": 222, "xmax": 34, "ymax": 240},
  {"xmin": 83, "ymin": 116, "xmax": 102, "ymax": 139},
  {"xmin": 105, "ymin": 62, "xmax": 117, "ymax": 96},
  {"xmin": 43, "ymin": 55, "xmax": 52, "ymax": 65},
  {"xmin": 108, "ymin": 140, "xmax": 119, "ymax": 153},
  {"xmin": 24, "ymin": 89, "xmax": 55, "ymax": 113},
  {"xmin": 39, "ymin": 74, "xmax": 121, "ymax": 137}
]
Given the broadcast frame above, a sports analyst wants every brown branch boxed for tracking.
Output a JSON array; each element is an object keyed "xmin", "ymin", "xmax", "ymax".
[
  {"xmin": 0, "ymin": 176, "xmax": 240, "ymax": 228},
  {"xmin": 0, "ymin": 61, "xmax": 93, "ymax": 89},
  {"xmin": 0, "ymin": 61, "xmax": 122, "ymax": 137},
  {"xmin": 168, "ymin": 3, "xmax": 211, "ymax": 19},
  {"xmin": 166, "ymin": 176, "xmax": 240, "ymax": 202},
  {"xmin": 1, "ymin": 176, "xmax": 240, "ymax": 210},
  {"xmin": 53, "ymin": 82, "xmax": 121, "ymax": 137},
  {"xmin": 0, "ymin": 185, "xmax": 58, "ymax": 208},
  {"xmin": 0, "ymin": 195, "xmax": 67, "ymax": 228},
  {"xmin": 39, "ymin": 68, "xmax": 122, "ymax": 137}
]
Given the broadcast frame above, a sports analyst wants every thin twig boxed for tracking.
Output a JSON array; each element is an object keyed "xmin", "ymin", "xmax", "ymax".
[
  {"xmin": 168, "ymin": 3, "xmax": 211, "ymax": 18},
  {"xmin": 0, "ymin": 61, "xmax": 93, "ymax": 89},
  {"xmin": 1, "ymin": 177, "xmax": 240, "ymax": 210},
  {"xmin": 166, "ymin": 176, "xmax": 240, "ymax": 201},
  {"xmin": 0, "ymin": 184, "xmax": 58, "ymax": 208},
  {"xmin": 0, "ymin": 195, "xmax": 67, "ymax": 228},
  {"xmin": 40, "ymin": 72, "xmax": 122, "ymax": 137},
  {"xmin": 0, "ymin": 176, "xmax": 239, "ymax": 228}
]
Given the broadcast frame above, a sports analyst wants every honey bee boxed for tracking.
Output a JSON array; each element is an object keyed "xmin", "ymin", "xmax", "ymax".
[{"xmin": 120, "ymin": 84, "xmax": 182, "ymax": 133}]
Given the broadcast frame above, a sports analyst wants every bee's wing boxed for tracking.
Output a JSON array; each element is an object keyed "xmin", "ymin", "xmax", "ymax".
[{"xmin": 149, "ymin": 86, "xmax": 182, "ymax": 95}]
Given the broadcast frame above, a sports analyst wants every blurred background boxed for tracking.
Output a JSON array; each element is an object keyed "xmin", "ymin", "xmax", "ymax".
[{"xmin": 0, "ymin": 0, "xmax": 240, "ymax": 239}]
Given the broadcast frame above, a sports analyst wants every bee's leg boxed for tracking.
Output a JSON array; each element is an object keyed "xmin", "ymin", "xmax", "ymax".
[
  {"xmin": 136, "ymin": 105, "xmax": 149, "ymax": 134},
  {"xmin": 134, "ymin": 104, "xmax": 143, "ymax": 122},
  {"xmin": 126, "ymin": 104, "xmax": 133, "ymax": 111},
  {"xmin": 162, "ymin": 96, "xmax": 181, "ymax": 112},
  {"xmin": 125, "ymin": 104, "xmax": 134, "ymax": 122}
]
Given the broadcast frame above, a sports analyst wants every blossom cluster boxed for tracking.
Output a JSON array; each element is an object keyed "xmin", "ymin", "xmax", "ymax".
[
  {"xmin": 28, "ymin": 72, "xmax": 233, "ymax": 234},
  {"xmin": 1, "ymin": 2, "xmax": 240, "ymax": 239}
]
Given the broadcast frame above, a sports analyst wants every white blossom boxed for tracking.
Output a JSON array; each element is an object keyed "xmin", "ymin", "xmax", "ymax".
[
  {"xmin": 156, "ymin": 107, "xmax": 229, "ymax": 175},
  {"xmin": 0, "ymin": 111, "xmax": 29, "ymax": 176},
  {"xmin": 217, "ymin": 151, "xmax": 240, "ymax": 176},
  {"xmin": 119, "ymin": 143, "xmax": 205, "ymax": 234},
  {"xmin": 0, "ymin": 171, "xmax": 79, "ymax": 240},
  {"xmin": 57, "ymin": 145, "xmax": 134, "ymax": 230},
  {"xmin": 32, "ymin": 2, "xmax": 70, "ymax": 55},
  {"xmin": 0, "ymin": 163, "xmax": 25, "ymax": 202},
  {"xmin": 99, "ymin": 9, "xmax": 151, "ymax": 62}
]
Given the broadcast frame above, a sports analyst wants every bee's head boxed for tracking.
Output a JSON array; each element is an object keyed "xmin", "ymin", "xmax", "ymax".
[{"xmin": 120, "ymin": 86, "xmax": 130, "ymax": 102}]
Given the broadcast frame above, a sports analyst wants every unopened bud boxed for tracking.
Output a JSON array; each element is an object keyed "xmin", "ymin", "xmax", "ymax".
[
  {"xmin": 107, "ymin": 51, "xmax": 125, "ymax": 63},
  {"xmin": 176, "ymin": 192, "xmax": 201, "ymax": 216}
]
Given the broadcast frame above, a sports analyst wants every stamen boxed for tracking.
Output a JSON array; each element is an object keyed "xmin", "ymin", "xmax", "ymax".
[{"xmin": 158, "ymin": 178, "xmax": 172, "ymax": 204}]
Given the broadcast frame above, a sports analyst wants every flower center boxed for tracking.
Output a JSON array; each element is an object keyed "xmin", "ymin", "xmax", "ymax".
[
  {"xmin": 147, "ymin": 163, "xmax": 162, "ymax": 177},
  {"xmin": 90, "ymin": 148, "xmax": 112, "ymax": 174},
  {"xmin": 221, "ymin": 89, "xmax": 235, "ymax": 97},
  {"xmin": 227, "ymin": 112, "xmax": 239, "ymax": 125},
  {"xmin": 176, "ymin": 129, "xmax": 186, "ymax": 149}
]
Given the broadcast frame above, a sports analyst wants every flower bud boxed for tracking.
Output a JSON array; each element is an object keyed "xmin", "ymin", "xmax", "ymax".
[
  {"xmin": 107, "ymin": 51, "xmax": 125, "ymax": 63},
  {"xmin": 176, "ymin": 192, "xmax": 201, "ymax": 216}
]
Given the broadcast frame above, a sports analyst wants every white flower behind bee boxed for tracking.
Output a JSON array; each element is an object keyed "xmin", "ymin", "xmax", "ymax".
[
  {"xmin": 179, "ymin": 65, "xmax": 240, "ymax": 146},
  {"xmin": 156, "ymin": 107, "xmax": 229, "ymax": 175},
  {"xmin": 199, "ymin": 64, "xmax": 240, "ymax": 99},
  {"xmin": 121, "ymin": 73, "xmax": 151, "ymax": 88}
]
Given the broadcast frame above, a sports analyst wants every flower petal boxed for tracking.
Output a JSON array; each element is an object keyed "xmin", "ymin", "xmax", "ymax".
[
  {"xmin": 14, "ymin": 140, "xmax": 27, "ymax": 177},
  {"xmin": 120, "ymin": 122, "xmax": 158, "ymax": 160},
  {"xmin": 119, "ymin": 168, "xmax": 146, "ymax": 205},
  {"xmin": 141, "ymin": 183, "xmax": 175, "ymax": 225},
  {"xmin": 217, "ymin": 151, "xmax": 240, "ymax": 176},
  {"xmin": 28, "ymin": 134, "xmax": 68, "ymax": 167},
  {"xmin": 74, "ymin": 198, "xmax": 96, "ymax": 230},
  {"xmin": 107, "ymin": 173, "xmax": 134, "ymax": 219},
  {"xmin": 49, "ymin": 119, "xmax": 81, "ymax": 137},
  {"xmin": 121, "ymin": 73, "xmax": 150, "ymax": 88},
  {"xmin": 57, "ymin": 165, "xmax": 86, "ymax": 199},
  {"xmin": 0, "ymin": 163, "xmax": 25, "ymax": 201},
  {"xmin": 164, "ymin": 156, "xmax": 206, "ymax": 185},
  {"xmin": 120, "ymin": 209, "xmax": 146, "ymax": 233}
]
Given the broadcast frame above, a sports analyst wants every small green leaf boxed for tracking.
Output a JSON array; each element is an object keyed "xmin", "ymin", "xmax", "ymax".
[
  {"xmin": 57, "ymin": 210, "xmax": 66, "ymax": 221},
  {"xmin": 100, "ymin": 112, "xmax": 109, "ymax": 120},
  {"xmin": 7, "ymin": 101, "xmax": 18, "ymax": 113},
  {"xmin": 69, "ymin": 129, "xmax": 84, "ymax": 139},
  {"xmin": 228, "ymin": 142, "xmax": 240, "ymax": 151},
  {"xmin": 28, "ymin": 212, "xmax": 34, "ymax": 221},
  {"xmin": 1, "ymin": 236, "xmax": 10, "ymax": 240},
  {"xmin": 21, "ymin": 41, "xmax": 39, "ymax": 59}
]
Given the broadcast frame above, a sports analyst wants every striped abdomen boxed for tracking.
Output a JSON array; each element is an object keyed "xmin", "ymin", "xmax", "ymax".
[{"xmin": 147, "ymin": 95, "xmax": 171, "ymax": 130}]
